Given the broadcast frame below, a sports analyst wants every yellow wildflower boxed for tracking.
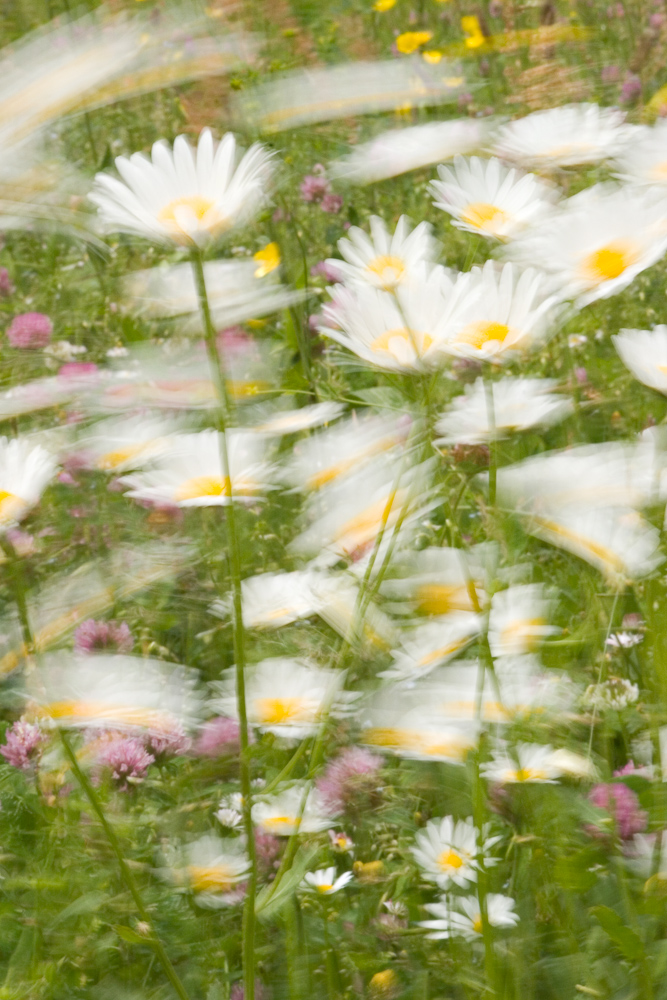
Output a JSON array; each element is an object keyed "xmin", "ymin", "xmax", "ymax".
[
  {"xmin": 253, "ymin": 242, "xmax": 281, "ymax": 277},
  {"xmin": 396, "ymin": 30, "xmax": 433, "ymax": 54},
  {"xmin": 373, "ymin": 0, "xmax": 397, "ymax": 9},
  {"xmin": 461, "ymin": 15, "xmax": 486, "ymax": 48},
  {"xmin": 422, "ymin": 49, "xmax": 443, "ymax": 63}
]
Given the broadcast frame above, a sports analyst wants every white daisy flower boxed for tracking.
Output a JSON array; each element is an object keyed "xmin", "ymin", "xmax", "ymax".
[
  {"xmin": 329, "ymin": 215, "xmax": 439, "ymax": 291},
  {"xmin": 488, "ymin": 584, "xmax": 556, "ymax": 657},
  {"xmin": 412, "ymin": 816, "xmax": 500, "ymax": 889},
  {"xmin": 320, "ymin": 266, "xmax": 469, "ymax": 372},
  {"xmin": 27, "ymin": 652, "xmax": 203, "ymax": 735},
  {"xmin": 123, "ymin": 258, "xmax": 303, "ymax": 331},
  {"xmin": 606, "ymin": 632, "xmax": 643, "ymax": 649},
  {"xmin": 211, "ymin": 570, "xmax": 319, "ymax": 629},
  {"xmin": 215, "ymin": 806, "xmax": 244, "ymax": 829},
  {"xmin": 360, "ymin": 690, "xmax": 478, "ymax": 763},
  {"xmin": 283, "ymin": 413, "xmax": 409, "ymax": 491},
  {"xmin": 301, "ymin": 867, "xmax": 353, "ymax": 895},
  {"xmin": 163, "ymin": 835, "xmax": 249, "ymax": 909},
  {"xmin": 75, "ymin": 414, "xmax": 182, "ymax": 474},
  {"xmin": 437, "ymin": 261, "xmax": 565, "ymax": 362},
  {"xmin": 505, "ymin": 184, "xmax": 667, "ymax": 307},
  {"xmin": 252, "ymin": 401, "xmax": 345, "ymax": 435},
  {"xmin": 381, "ymin": 545, "xmax": 489, "ymax": 618},
  {"xmin": 0, "ymin": 437, "xmax": 57, "ymax": 531},
  {"xmin": 420, "ymin": 893, "xmax": 519, "ymax": 940},
  {"xmin": 252, "ymin": 782, "xmax": 334, "ymax": 836},
  {"xmin": 210, "ymin": 658, "xmax": 347, "ymax": 740},
  {"xmin": 613, "ymin": 327, "xmax": 667, "ymax": 395},
  {"xmin": 492, "ymin": 104, "xmax": 634, "ymax": 169},
  {"xmin": 613, "ymin": 121, "xmax": 667, "ymax": 186},
  {"xmin": 481, "ymin": 742, "xmax": 563, "ymax": 783},
  {"xmin": 434, "ymin": 377, "xmax": 572, "ymax": 445},
  {"xmin": 309, "ymin": 572, "xmax": 397, "ymax": 649},
  {"xmin": 431, "ymin": 156, "xmax": 558, "ymax": 241},
  {"xmin": 119, "ymin": 429, "xmax": 274, "ymax": 507},
  {"xmin": 381, "ymin": 614, "xmax": 482, "ymax": 682},
  {"xmin": 330, "ymin": 119, "xmax": 491, "ymax": 184},
  {"xmin": 90, "ymin": 129, "xmax": 273, "ymax": 246}
]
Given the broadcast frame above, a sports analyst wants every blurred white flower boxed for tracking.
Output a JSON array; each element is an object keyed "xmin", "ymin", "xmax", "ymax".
[
  {"xmin": 431, "ymin": 156, "xmax": 558, "ymax": 241},
  {"xmin": 212, "ymin": 570, "xmax": 320, "ymax": 629},
  {"xmin": 435, "ymin": 377, "xmax": 572, "ymax": 444},
  {"xmin": 301, "ymin": 867, "xmax": 353, "ymax": 894},
  {"xmin": 492, "ymin": 104, "xmax": 634, "ymax": 169},
  {"xmin": 380, "ymin": 614, "xmax": 482, "ymax": 682},
  {"xmin": 481, "ymin": 743, "xmax": 564, "ymax": 783},
  {"xmin": 420, "ymin": 893, "xmax": 518, "ymax": 939},
  {"xmin": 488, "ymin": 584, "xmax": 556, "ymax": 657},
  {"xmin": 252, "ymin": 401, "xmax": 345, "ymax": 435},
  {"xmin": 252, "ymin": 783, "xmax": 334, "ymax": 835},
  {"xmin": 506, "ymin": 185, "xmax": 667, "ymax": 306},
  {"xmin": 360, "ymin": 690, "xmax": 478, "ymax": 764},
  {"xmin": 329, "ymin": 215, "xmax": 439, "ymax": 291},
  {"xmin": 381, "ymin": 545, "xmax": 489, "ymax": 618},
  {"xmin": 412, "ymin": 816, "xmax": 500, "ymax": 889},
  {"xmin": 120, "ymin": 429, "xmax": 274, "ymax": 507},
  {"xmin": 330, "ymin": 119, "xmax": 491, "ymax": 184},
  {"xmin": 90, "ymin": 129, "xmax": 273, "ymax": 246},
  {"xmin": 0, "ymin": 437, "xmax": 57, "ymax": 531},
  {"xmin": 613, "ymin": 121, "xmax": 667, "ymax": 186},
  {"xmin": 613, "ymin": 327, "xmax": 667, "ymax": 395},
  {"xmin": 76, "ymin": 414, "xmax": 182, "ymax": 473},
  {"xmin": 583, "ymin": 678, "xmax": 639, "ymax": 710},
  {"xmin": 163, "ymin": 834, "xmax": 249, "ymax": 909}
]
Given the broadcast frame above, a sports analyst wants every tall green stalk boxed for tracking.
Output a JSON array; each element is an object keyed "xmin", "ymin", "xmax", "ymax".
[{"xmin": 190, "ymin": 248, "xmax": 257, "ymax": 1000}]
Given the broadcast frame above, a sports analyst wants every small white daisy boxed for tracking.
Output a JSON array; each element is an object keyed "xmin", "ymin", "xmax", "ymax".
[
  {"xmin": 211, "ymin": 570, "xmax": 319, "ymax": 629},
  {"xmin": 420, "ymin": 893, "xmax": 519, "ymax": 940},
  {"xmin": 412, "ymin": 815, "xmax": 500, "ymax": 889},
  {"xmin": 329, "ymin": 215, "xmax": 439, "ymax": 291},
  {"xmin": 381, "ymin": 545, "xmax": 488, "ymax": 618},
  {"xmin": 301, "ymin": 867, "xmax": 353, "ymax": 895},
  {"xmin": 492, "ymin": 104, "xmax": 634, "ymax": 169},
  {"xmin": 252, "ymin": 783, "xmax": 334, "ymax": 836},
  {"xmin": 431, "ymin": 156, "xmax": 558, "ymax": 241},
  {"xmin": 434, "ymin": 377, "xmax": 572, "ymax": 444},
  {"xmin": 76, "ymin": 414, "xmax": 181, "ymax": 473},
  {"xmin": 164, "ymin": 834, "xmax": 249, "ymax": 909},
  {"xmin": 488, "ymin": 584, "xmax": 556, "ymax": 657},
  {"xmin": 481, "ymin": 743, "xmax": 564, "ymax": 784},
  {"xmin": 90, "ymin": 129, "xmax": 273, "ymax": 246},
  {"xmin": 613, "ymin": 326, "xmax": 667, "ymax": 395}
]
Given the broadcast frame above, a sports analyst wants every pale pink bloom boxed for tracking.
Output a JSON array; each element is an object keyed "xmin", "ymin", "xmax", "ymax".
[
  {"xmin": 73, "ymin": 619, "xmax": 133, "ymax": 654},
  {"xmin": 97, "ymin": 734, "xmax": 155, "ymax": 789},
  {"xmin": 588, "ymin": 783, "xmax": 647, "ymax": 839},
  {"xmin": 194, "ymin": 716, "xmax": 241, "ymax": 756},
  {"xmin": 0, "ymin": 720, "xmax": 46, "ymax": 771},
  {"xmin": 316, "ymin": 746, "xmax": 383, "ymax": 815},
  {"xmin": 7, "ymin": 312, "xmax": 52, "ymax": 349}
]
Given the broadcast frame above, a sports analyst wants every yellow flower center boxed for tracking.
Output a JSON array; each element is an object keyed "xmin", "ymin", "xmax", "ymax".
[
  {"xmin": 363, "ymin": 727, "xmax": 471, "ymax": 760},
  {"xmin": 316, "ymin": 882, "xmax": 334, "ymax": 893},
  {"xmin": 187, "ymin": 864, "xmax": 235, "ymax": 893},
  {"xmin": 416, "ymin": 583, "xmax": 473, "ymax": 615},
  {"xmin": 580, "ymin": 242, "xmax": 638, "ymax": 285},
  {"xmin": 366, "ymin": 255, "xmax": 406, "ymax": 290},
  {"xmin": 532, "ymin": 515, "xmax": 626, "ymax": 576},
  {"xmin": 157, "ymin": 195, "xmax": 222, "ymax": 241},
  {"xmin": 514, "ymin": 767, "xmax": 546, "ymax": 782},
  {"xmin": 175, "ymin": 475, "xmax": 232, "ymax": 502},
  {"xmin": 370, "ymin": 328, "xmax": 433, "ymax": 361},
  {"xmin": 418, "ymin": 638, "xmax": 469, "ymax": 668},
  {"xmin": 460, "ymin": 202, "xmax": 509, "ymax": 234},
  {"xmin": 44, "ymin": 700, "xmax": 174, "ymax": 731},
  {"xmin": 437, "ymin": 849, "xmax": 465, "ymax": 871},
  {"xmin": 454, "ymin": 321, "xmax": 511, "ymax": 351},
  {"xmin": 650, "ymin": 161, "xmax": 667, "ymax": 180},
  {"xmin": 472, "ymin": 916, "xmax": 484, "ymax": 934},
  {"xmin": 264, "ymin": 815, "xmax": 300, "ymax": 833},
  {"xmin": 255, "ymin": 697, "xmax": 312, "ymax": 725},
  {"xmin": 254, "ymin": 242, "xmax": 281, "ymax": 278},
  {"xmin": 0, "ymin": 490, "xmax": 27, "ymax": 524},
  {"xmin": 97, "ymin": 444, "xmax": 148, "ymax": 471},
  {"xmin": 499, "ymin": 617, "xmax": 546, "ymax": 650}
]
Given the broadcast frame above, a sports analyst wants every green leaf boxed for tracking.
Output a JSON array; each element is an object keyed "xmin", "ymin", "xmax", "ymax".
[
  {"xmin": 353, "ymin": 387, "xmax": 406, "ymax": 411},
  {"xmin": 590, "ymin": 905, "xmax": 644, "ymax": 961},
  {"xmin": 113, "ymin": 925, "xmax": 152, "ymax": 946},
  {"xmin": 255, "ymin": 844, "xmax": 319, "ymax": 922},
  {"xmin": 50, "ymin": 890, "xmax": 108, "ymax": 928}
]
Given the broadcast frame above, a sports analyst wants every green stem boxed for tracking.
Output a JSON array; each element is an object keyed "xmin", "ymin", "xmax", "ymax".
[
  {"xmin": 483, "ymin": 378, "xmax": 497, "ymax": 507},
  {"xmin": 59, "ymin": 733, "xmax": 192, "ymax": 1000},
  {"xmin": 190, "ymin": 248, "xmax": 257, "ymax": 1000}
]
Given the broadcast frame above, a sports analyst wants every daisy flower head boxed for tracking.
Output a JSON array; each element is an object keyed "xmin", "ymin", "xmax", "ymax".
[
  {"xmin": 75, "ymin": 413, "xmax": 181, "ymax": 474},
  {"xmin": 329, "ymin": 119, "xmax": 492, "ymax": 185},
  {"xmin": 252, "ymin": 401, "xmax": 345, "ymax": 436},
  {"xmin": 492, "ymin": 104, "xmax": 634, "ymax": 170},
  {"xmin": 412, "ymin": 815, "xmax": 499, "ymax": 889},
  {"xmin": 613, "ymin": 121, "xmax": 667, "ymax": 186},
  {"xmin": 210, "ymin": 657, "xmax": 346, "ymax": 740},
  {"xmin": 481, "ymin": 742, "xmax": 564, "ymax": 783},
  {"xmin": 210, "ymin": 570, "xmax": 319, "ymax": 629},
  {"xmin": 438, "ymin": 261, "xmax": 565, "ymax": 363},
  {"xmin": 381, "ymin": 614, "xmax": 482, "ymax": 683},
  {"xmin": 165, "ymin": 835, "xmax": 249, "ymax": 909},
  {"xmin": 27, "ymin": 653, "xmax": 203, "ymax": 736},
  {"xmin": 0, "ymin": 436, "xmax": 57, "ymax": 532},
  {"xmin": 330, "ymin": 215, "xmax": 439, "ymax": 291},
  {"xmin": 434, "ymin": 377, "xmax": 572, "ymax": 445},
  {"xmin": 320, "ymin": 266, "xmax": 468, "ymax": 372},
  {"xmin": 381, "ymin": 545, "xmax": 488, "ymax": 617},
  {"xmin": 420, "ymin": 893, "xmax": 519, "ymax": 940},
  {"xmin": 506, "ymin": 184, "xmax": 667, "ymax": 307},
  {"xmin": 119, "ymin": 429, "xmax": 274, "ymax": 508},
  {"xmin": 360, "ymin": 690, "xmax": 479, "ymax": 764},
  {"xmin": 430, "ymin": 156, "xmax": 558, "ymax": 241},
  {"xmin": 301, "ymin": 867, "xmax": 354, "ymax": 895},
  {"xmin": 252, "ymin": 782, "xmax": 334, "ymax": 836},
  {"xmin": 90, "ymin": 129, "xmax": 273, "ymax": 247},
  {"xmin": 613, "ymin": 326, "xmax": 667, "ymax": 395},
  {"xmin": 488, "ymin": 584, "xmax": 556, "ymax": 657}
]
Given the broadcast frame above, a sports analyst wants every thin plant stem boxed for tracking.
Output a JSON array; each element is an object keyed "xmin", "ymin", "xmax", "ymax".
[
  {"xmin": 587, "ymin": 588, "xmax": 621, "ymax": 758},
  {"xmin": 484, "ymin": 377, "xmax": 497, "ymax": 507},
  {"xmin": 59, "ymin": 733, "xmax": 193, "ymax": 1000},
  {"xmin": 190, "ymin": 248, "xmax": 257, "ymax": 1000}
]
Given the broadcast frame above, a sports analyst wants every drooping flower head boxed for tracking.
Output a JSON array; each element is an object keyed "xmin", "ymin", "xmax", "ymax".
[{"xmin": 90, "ymin": 129, "xmax": 274, "ymax": 247}]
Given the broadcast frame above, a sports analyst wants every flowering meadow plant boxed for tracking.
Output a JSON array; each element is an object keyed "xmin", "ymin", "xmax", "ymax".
[{"xmin": 4, "ymin": 1, "xmax": 667, "ymax": 999}]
